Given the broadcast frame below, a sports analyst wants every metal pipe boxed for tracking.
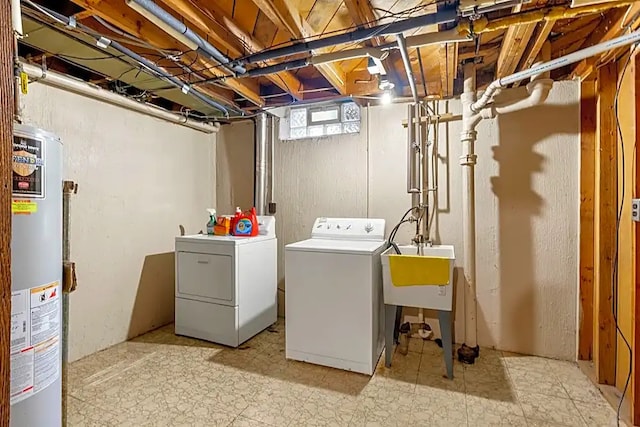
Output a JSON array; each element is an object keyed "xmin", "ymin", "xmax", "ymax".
[
  {"xmin": 21, "ymin": 63, "xmax": 220, "ymax": 133},
  {"xmin": 406, "ymin": 104, "xmax": 418, "ymax": 195},
  {"xmin": 240, "ymin": 8, "xmax": 458, "ymax": 65},
  {"xmin": 254, "ymin": 113, "xmax": 274, "ymax": 215},
  {"xmin": 397, "ymin": 34, "xmax": 419, "ymax": 103},
  {"xmin": 25, "ymin": 2, "xmax": 232, "ymax": 116},
  {"xmin": 463, "ymin": 0, "xmax": 636, "ymax": 35},
  {"xmin": 239, "ymin": 29, "xmax": 469, "ymax": 82},
  {"xmin": 471, "ymin": 29, "xmax": 640, "ymax": 112},
  {"xmin": 413, "ymin": 103, "xmax": 423, "ymax": 214},
  {"xmin": 421, "ymin": 108, "xmax": 429, "ymax": 240},
  {"xmin": 126, "ymin": 0, "xmax": 245, "ymax": 75},
  {"xmin": 61, "ymin": 180, "xmax": 76, "ymax": 427}
]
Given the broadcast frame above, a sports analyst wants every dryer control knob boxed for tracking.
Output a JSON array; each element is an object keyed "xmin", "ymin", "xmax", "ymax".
[{"xmin": 365, "ymin": 223, "xmax": 373, "ymax": 233}]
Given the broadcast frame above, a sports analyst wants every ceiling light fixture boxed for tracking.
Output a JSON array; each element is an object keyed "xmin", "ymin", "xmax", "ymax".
[
  {"xmin": 125, "ymin": 0, "xmax": 199, "ymax": 51},
  {"xmin": 378, "ymin": 78, "xmax": 395, "ymax": 91}
]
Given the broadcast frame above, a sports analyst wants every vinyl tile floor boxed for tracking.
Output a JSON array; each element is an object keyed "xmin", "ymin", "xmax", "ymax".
[{"xmin": 68, "ymin": 320, "xmax": 623, "ymax": 427}]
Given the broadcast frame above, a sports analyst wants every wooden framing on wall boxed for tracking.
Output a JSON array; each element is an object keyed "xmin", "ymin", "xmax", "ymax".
[
  {"xmin": 0, "ymin": 0, "xmax": 13, "ymax": 424},
  {"xmin": 633, "ymin": 51, "xmax": 640, "ymax": 427},
  {"xmin": 579, "ymin": 78, "xmax": 596, "ymax": 361},
  {"xmin": 595, "ymin": 61, "xmax": 617, "ymax": 386}
]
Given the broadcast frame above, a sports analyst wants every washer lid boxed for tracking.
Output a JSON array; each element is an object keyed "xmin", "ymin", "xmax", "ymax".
[{"xmin": 285, "ymin": 238, "xmax": 387, "ymax": 255}]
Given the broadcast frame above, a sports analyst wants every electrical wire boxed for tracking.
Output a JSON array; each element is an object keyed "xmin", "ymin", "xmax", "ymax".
[{"xmin": 612, "ymin": 41, "xmax": 638, "ymax": 427}]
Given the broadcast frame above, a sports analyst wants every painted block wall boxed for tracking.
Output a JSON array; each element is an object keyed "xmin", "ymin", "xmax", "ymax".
[
  {"xmin": 21, "ymin": 83, "xmax": 216, "ymax": 362},
  {"xmin": 217, "ymin": 81, "xmax": 580, "ymax": 360}
]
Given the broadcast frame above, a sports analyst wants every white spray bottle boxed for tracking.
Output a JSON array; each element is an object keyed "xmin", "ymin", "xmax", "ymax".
[{"xmin": 206, "ymin": 209, "xmax": 217, "ymax": 235}]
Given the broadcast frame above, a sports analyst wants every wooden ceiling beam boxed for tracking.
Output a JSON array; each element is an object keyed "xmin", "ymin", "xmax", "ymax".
[
  {"xmin": 251, "ymin": 0, "xmax": 347, "ymax": 95},
  {"xmin": 164, "ymin": 0, "xmax": 304, "ymax": 99},
  {"xmin": 571, "ymin": 5, "xmax": 640, "ymax": 80},
  {"xmin": 343, "ymin": 0, "xmax": 379, "ymax": 46},
  {"xmin": 496, "ymin": 4, "xmax": 537, "ymax": 79},
  {"xmin": 70, "ymin": 0, "xmax": 265, "ymax": 107},
  {"xmin": 513, "ymin": 20, "xmax": 555, "ymax": 87}
]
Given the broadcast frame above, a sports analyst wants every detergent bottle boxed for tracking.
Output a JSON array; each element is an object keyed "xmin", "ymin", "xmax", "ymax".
[
  {"xmin": 206, "ymin": 209, "xmax": 216, "ymax": 235},
  {"xmin": 232, "ymin": 207, "xmax": 259, "ymax": 237}
]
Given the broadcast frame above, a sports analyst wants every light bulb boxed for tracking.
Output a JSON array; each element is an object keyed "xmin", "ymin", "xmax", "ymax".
[{"xmin": 381, "ymin": 91, "xmax": 392, "ymax": 105}]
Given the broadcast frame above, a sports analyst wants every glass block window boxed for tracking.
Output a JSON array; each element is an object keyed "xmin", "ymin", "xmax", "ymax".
[
  {"xmin": 289, "ymin": 108, "xmax": 307, "ymax": 128},
  {"xmin": 283, "ymin": 101, "xmax": 361, "ymax": 141},
  {"xmin": 342, "ymin": 102, "xmax": 360, "ymax": 122}
]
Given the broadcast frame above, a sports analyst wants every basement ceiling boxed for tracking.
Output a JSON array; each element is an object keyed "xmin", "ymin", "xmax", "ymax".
[{"xmin": 19, "ymin": 0, "xmax": 640, "ymax": 118}]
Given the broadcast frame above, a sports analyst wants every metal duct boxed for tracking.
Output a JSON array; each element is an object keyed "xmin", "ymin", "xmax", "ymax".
[
  {"xmin": 254, "ymin": 113, "xmax": 275, "ymax": 215},
  {"xmin": 126, "ymin": 0, "xmax": 245, "ymax": 75}
]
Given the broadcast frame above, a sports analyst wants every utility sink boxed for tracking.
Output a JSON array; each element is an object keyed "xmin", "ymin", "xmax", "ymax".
[{"xmin": 381, "ymin": 244, "xmax": 455, "ymax": 311}]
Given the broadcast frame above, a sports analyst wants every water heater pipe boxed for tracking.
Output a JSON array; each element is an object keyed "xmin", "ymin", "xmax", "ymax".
[{"xmin": 20, "ymin": 62, "xmax": 220, "ymax": 133}]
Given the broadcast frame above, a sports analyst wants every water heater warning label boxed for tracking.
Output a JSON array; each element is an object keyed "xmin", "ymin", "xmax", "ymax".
[
  {"xmin": 9, "ymin": 282, "xmax": 60, "ymax": 406},
  {"xmin": 12, "ymin": 133, "xmax": 45, "ymax": 198}
]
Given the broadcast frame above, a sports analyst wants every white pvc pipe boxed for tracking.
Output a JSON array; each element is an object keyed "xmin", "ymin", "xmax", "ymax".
[
  {"xmin": 472, "ymin": 29, "xmax": 640, "ymax": 112},
  {"xmin": 12, "ymin": 0, "xmax": 23, "ymax": 37},
  {"xmin": 21, "ymin": 63, "xmax": 220, "ymax": 134},
  {"xmin": 460, "ymin": 62, "xmax": 478, "ymax": 350}
]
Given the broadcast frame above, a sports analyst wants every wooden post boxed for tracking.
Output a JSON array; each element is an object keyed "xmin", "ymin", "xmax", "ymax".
[
  {"xmin": 632, "ymin": 51, "xmax": 640, "ymax": 427},
  {"xmin": 579, "ymin": 78, "xmax": 596, "ymax": 361},
  {"xmin": 595, "ymin": 62, "xmax": 618, "ymax": 385},
  {"xmin": 0, "ymin": 0, "xmax": 13, "ymax": 425}
]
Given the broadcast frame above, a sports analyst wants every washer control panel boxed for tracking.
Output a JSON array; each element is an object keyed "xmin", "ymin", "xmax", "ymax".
[{"xmin": 311, "ymin": 217, "xmax": 386, "ymax": 241}]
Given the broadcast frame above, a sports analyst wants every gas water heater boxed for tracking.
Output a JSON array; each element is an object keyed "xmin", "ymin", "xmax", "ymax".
[{"xmin": 10, "ymin": 123, "xmax": 63, "ymax": 427}]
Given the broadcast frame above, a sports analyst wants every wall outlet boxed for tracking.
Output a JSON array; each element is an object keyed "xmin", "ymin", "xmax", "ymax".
[{"xmin": 633, "ymin": 199, "xmax": 640, "ymax": 222}]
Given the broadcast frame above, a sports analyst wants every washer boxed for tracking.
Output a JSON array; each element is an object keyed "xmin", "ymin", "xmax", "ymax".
[
  {"xmin": 175, "ymin": 216, "xmax": 277, "ymax": 347},
  {"xmin": 285, "ymin": 217, "xmax": 387, "ymax": 375}
]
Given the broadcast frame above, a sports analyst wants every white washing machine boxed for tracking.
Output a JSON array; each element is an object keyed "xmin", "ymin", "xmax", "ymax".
[
  {"xmin": 285, "ymin": 217, "xmax": 387, "ymax": 375},
  {"xmin": 175, "ymin": 216, "xmax": 277, "ymax": 347}
]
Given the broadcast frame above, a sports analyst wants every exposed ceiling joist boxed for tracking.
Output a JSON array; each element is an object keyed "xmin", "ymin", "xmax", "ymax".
[
  {"xmin": 513, "ymin": 20, "xmax": 555, "ymax": 87},
  {"xmin": 496, "ymin": 4, "xmax": 537, "ymax": 78},
  {"xmin": 571, "ymin": 4, "xmax": 640, "ymax": 80},
  {"xmin": 161, "ymin": 0, "xmax": 303, "ymax": 99},
  {"xmin": 251, "ymin": 0, "xmax": 347, "ymax": 95},
  {"xmin": 70, "ymin": 0, "xmax": 265, "ymax": 106}
]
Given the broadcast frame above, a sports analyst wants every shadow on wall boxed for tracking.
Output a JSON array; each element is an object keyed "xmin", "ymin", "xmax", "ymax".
[
  {"xmin": 492, "ymin": 102, "xmax": 577, "ymax": 356},
  {"xmin": 127, "ymin": 252, "xmax": 176, "ymax": 339}
]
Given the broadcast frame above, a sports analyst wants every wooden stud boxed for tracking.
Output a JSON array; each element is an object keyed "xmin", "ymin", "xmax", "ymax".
[
  {"xmin": 579, "ymin": 78, "xmax": 596, "ymax": 361},
  {"xmin": 595, "ymin": 61, "xmax": 618, "ymax": 385},
  {"xmin": 0, "ymin": 0, "xmax": 12, "ymax": 424},
  {"xmin": 632, "ymin": 50, "xmax": 640, "ymax": 427}
]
